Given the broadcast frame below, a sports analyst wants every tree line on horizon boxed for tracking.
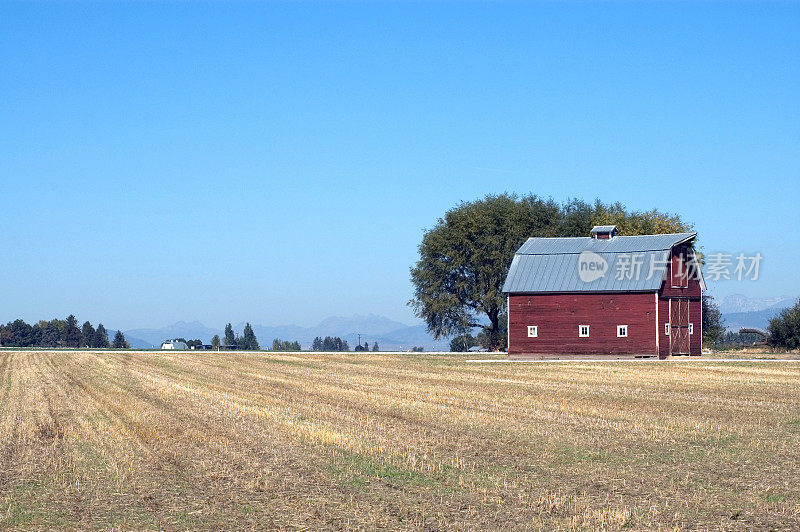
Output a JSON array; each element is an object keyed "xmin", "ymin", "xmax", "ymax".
[
  {"xmin": 208, "ymin": 323, "xmax": 260, "ymax": 350},
  {"xmin": 0, "ymin": 315, "xmax": 129, "ymax": 348},
  {"xmin": 167, "ymin": 325, "xmax": 384, "ymax": 353},
  {"xmin": 311, "ymin": 336, "xmax": 350, "ymax": 351},
  {"xmin": 309, "ymin": 336, "xmax": 377, "ymax": 352}
]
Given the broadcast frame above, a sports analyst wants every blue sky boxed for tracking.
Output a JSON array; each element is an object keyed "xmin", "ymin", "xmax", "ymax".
[{"xmin": 2, "ymin": 2, "xmax": 798, "ymax": 330}]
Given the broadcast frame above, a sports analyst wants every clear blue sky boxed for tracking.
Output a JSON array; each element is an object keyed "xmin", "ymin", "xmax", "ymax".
[{"xmin": 2, "ymin": 2, "xmax": 798, "ymax": 330}]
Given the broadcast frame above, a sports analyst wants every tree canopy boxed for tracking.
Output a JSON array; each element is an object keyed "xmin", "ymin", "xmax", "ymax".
[
  {"xmin": 112, "ymin": 330, "xmax": 130, "ymax": 349},
  {"xmin": 410, "ymin": 194, "xmax": 692, "ymax": 350},
  {"xmin": 238, "ymin": 323, "xmax": 260, "ymax": 351},
  {"xmin": 0, "ymin": 316, "xmax": 112, "ymax": 348},
  {"xmin": 702, "ymin": 295, "xmax": 726, "ymax": 346},
  {"xmin": 311, "ymin": 336, "xmax": 350, "ymax": 352},
  {"xmin": 768, "ymin": 299, "xmax": 800, "ymax": 349},
  {"xmin": 224, "ymin": 323, "xmax": 236, "ymax": 346},
  {"xmin": 272, "ymin": 338, "xmax": 301, "ymax": 351}
]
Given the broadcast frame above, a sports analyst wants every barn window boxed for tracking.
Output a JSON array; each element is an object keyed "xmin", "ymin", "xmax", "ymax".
[
  {"xmin": 617, "ymin": 325, "xmax": 628, "ymax": 337},
  {"xmin": 527, "ymin": 326, "xmax": 538, "ymax": 338},
  {"xmin": 579, "ymin": 325, "xmax": 590, "ymax": 337},
  {"xmin": 688, "ymin": 323, "xmax": 694, "ymax": 335},
  {"xmin": 664, "ymin": 323, "xmax": 670, "ymax": 336}
]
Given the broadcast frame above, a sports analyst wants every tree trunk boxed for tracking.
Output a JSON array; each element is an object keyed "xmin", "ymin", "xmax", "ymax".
[{"xmin": 488, "ymin": 309, "xmax": 501, "ymax": 350}]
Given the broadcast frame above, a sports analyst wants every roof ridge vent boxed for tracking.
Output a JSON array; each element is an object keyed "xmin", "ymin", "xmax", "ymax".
[{"xmin": 590, "ymin": 225, "xmax": 618, "ymax": 239}]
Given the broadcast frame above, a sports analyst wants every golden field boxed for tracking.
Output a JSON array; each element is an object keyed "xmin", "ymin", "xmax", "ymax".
[{"xmin": 0, "ymin": 350, "xmax": 798, "ymax": 530}]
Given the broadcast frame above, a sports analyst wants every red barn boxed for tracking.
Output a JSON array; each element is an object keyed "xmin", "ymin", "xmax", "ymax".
[{"xmin": 502, "ymin": 225, "xmax": 705, "ymax": 359}]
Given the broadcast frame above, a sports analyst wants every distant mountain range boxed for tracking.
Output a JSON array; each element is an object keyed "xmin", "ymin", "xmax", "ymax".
[
  {"xmin": 123, "ymin": 314, "xmax": 451, "ymax": 351},
  {"xmin": 717, "ymin": 294, "xmax": 796, "ymax": 314},
  {"xmin": 716, "ymin": 294, "xmax": 797, "ymax": 332}
]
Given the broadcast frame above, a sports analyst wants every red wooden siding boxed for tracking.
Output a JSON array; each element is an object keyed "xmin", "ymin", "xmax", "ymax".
[
  {"xmin": 508, "ymin": 293, "xmax": 657, "ymax": 356},
  {"xmin": 689, "ymin": 297, "xmax": 702, "ymax": 355},
  {"xmin": 657, "ymin": 298, "xmax": 670, "ymax": 358},
  {"xmin": 658, "ymin": 249, "xmax": 702, "ymax": 356},
  {"xmin": 661, "ymin": 247, "xmax": 702, "ymax": 298}
]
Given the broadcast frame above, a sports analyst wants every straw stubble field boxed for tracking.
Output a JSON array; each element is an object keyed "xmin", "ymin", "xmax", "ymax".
[{"xmin": 0, "ymin": 350, "xmax": 798, "ymax": 530}]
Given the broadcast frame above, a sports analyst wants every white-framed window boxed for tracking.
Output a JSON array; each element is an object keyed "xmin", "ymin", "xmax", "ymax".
[
  {"xmin": 527, "ymin": 325, "xmax": 538, "ymax": 338},
  {"xmin": 688, "ymin": 323, "xmax": 694, "ymax": 335},
  {"xmin": 665, "ymin": 323, "xmax": 670, "ymax": 336},
  {"xmin": 617, "ymin": 325, "xmax": 628, "ymax": 337},
  {"xmin": 579, "ymin": 325, "xmax": 590, "ymax": 337}
]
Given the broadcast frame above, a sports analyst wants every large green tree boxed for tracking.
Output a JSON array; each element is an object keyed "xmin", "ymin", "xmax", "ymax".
[
  {"xmin": 702, "ymin": 295, "xmax": 725, "ymax": 346},
  {"xmin": 768, "ymin": 299, "xmax": 800, "ymax": 349},
  {"xmin": 410, "ymin": 194, "xmax": 692, "ymax": 350}
]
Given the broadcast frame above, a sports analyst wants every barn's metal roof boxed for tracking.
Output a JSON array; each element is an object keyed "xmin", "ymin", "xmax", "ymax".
[
  {"xmin": 502, "ymin": 232, "xmax": 698, "ymax": 293},
  {"xmin": 590, "ymin": 225, "xmax": 618, "ymax": 233}
]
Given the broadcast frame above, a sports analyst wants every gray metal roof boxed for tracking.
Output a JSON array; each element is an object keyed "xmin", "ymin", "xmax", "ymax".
[
  {"xmin": 502, "ymin": 232, "xmax": 698, "ymax": 293},
  {"xmin": 591, "ymin": 225, "xmax": 618, "ymax": 233}
]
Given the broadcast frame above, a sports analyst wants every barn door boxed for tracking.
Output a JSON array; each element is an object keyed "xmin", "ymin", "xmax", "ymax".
[{"xmin": 670, "ymin": 299, "xmax": 690, "ymax": 355}]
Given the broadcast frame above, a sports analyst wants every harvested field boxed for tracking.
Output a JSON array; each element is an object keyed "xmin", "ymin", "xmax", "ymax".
[{"xmin": 1, "ymin": 350, "xmax": 799, "ymax": 530}]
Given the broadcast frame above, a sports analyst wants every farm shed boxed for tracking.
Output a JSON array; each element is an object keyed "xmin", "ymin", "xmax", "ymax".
[
  {"xmin": 502, "ymin": 225, "xmax": 705, "ymax": 358},
  {"xmin": 161, "ymin": 339, "xmax": 188, "ymax": 350}
]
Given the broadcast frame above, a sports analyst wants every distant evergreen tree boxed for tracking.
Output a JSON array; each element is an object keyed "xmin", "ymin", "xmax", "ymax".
[
  {"xmin": 224, "ymin": 323, "xmax": 236, "ymax": 346},
  {"xmin": 63, "ymin": 315, "xmax": 82, "ymax": 348},
  {"xmin": 312, "ymin": 337, "xmax": 323, "ymax": 351},
  {"xmin": 40, "ymin": 322, "xmax": 61, "ymax": 347},
  {"xmin": 241, "ymin": 323, "xmax": 259, "ymax": 350},
  {"xmin": 94, "ymin": 324, "xmax": 110, "ymax": 348},
  {"xmin": 211, "ymin": 335, "xmax": 221, "ymax": 350},
  {"xmin": 372, "ymin": 341, "xmax": 379, "ymax": 352},
  {"xmin": 81, "ymin": 321, "xmax": 96, "ymax": 348},
  {"xmin": 113, "ymin": 330, "xmax": 130, "ymax": 349}
]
